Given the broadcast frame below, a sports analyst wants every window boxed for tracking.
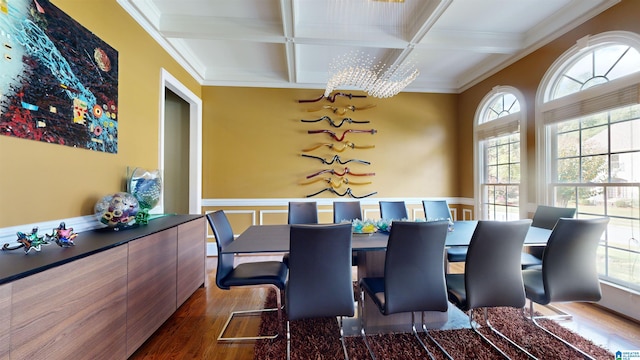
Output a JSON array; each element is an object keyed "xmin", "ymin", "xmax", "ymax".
[
  {"xmin": 475, "ymin": 87, "xmax": 526, "ymax": 221},
  {"xmin": 537, "ymin": 31, "xmax": 640, "ymax": 291}
]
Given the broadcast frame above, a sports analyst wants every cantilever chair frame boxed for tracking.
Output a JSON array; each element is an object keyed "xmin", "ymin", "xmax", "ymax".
[
  {"xmin": 522, "ymin": 206, "xmax": 578, "ymax": 321},
  {"xmin": 207, "ymin": 211, "xmax": 287, "ymax": 342},
  {"xmin": 218, "ymin": 285, "xmax": 282, "ymax": 341},
  {"xmin": 524, "ymin": 217, "xmax": 609, "ymax": 360},
  {"xmin": 447, "ymin": 219, "xmax": 537, "ymax": 360},
  {"xmin": 360, "ymin": 221, "xmax": 453, "ymax": 360},
  {"xmin": 286, "ymin": 223, "xmax": 354, "ymax": 360}
]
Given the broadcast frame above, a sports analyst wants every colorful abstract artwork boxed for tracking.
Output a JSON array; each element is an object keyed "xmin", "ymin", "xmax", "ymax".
[{"xmin": 0, "ymin": 0, "xmax": 118, "ymax": 152}]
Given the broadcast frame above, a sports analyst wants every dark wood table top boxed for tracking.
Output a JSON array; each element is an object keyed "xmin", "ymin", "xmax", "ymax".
[
  {"xmin": 0, "ymin": 214, "xmax": 203, "ymax": 285},
  {"xmin": 222, "ymin": 221, "xmax": 552, "ymax": 254}
]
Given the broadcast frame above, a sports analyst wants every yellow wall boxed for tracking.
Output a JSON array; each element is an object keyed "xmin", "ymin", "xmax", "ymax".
[
  {"xmin": 457, "ymin": 0, "xmax": 640, "ymax": 201},
  {"xmin": 2, "ymin": 0, "xmax": 636, "ymax": 229},
  {"xmin": 0, "ymin": 0, "xmax": 200, "ymax": 227},
  {"xmin": 202, "ymin": 87, "xmax": 458, "ymax": 199}
]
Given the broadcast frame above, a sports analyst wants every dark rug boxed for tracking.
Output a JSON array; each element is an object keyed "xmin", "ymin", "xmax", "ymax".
[{"xmin": 254, "ymin": 289, "xmax": 613, "ymax": 360}]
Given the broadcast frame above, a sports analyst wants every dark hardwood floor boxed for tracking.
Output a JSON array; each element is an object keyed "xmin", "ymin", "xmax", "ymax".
[{"xmin": 130, "ymin": 256, "xmax": 640, "ymax": 360}]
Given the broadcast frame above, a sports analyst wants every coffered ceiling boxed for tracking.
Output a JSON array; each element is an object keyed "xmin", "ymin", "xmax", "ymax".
[{"xmin": 118, "ymin": 0, "xmax": 619, "ymax": 94}]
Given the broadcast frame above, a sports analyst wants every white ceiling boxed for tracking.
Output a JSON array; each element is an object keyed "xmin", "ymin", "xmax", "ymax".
[{"xmin": 118, "ymin": 0, "xmax": 619, "ymax": 94}]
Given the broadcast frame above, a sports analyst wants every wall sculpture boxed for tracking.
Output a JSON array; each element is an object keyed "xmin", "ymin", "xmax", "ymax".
[{"xmin": 298, "ymin": 92, "xmax": 377, "ymax": 198}]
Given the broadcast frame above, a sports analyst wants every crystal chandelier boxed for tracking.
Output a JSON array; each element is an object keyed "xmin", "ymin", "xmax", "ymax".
[{"xmin": 324, "ymin": 50, "xmax": 420, "ymax": 99}]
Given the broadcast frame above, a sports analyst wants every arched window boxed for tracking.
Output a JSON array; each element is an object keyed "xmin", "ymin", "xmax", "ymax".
[
  {"xmin": 537, "ymin": 31, "xmax": 640, "ymax": 290},
  {"xmin": 475, "ymin": 86, "xmax": 526, "ymax": 221}
]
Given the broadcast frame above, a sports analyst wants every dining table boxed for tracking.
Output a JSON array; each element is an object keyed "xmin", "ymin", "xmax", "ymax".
[
  {"xmin": 221, "ymin": 220, "xmax": 553, "ymax": 254},
  {"xmin": 221, "ymin": 220, "xmax": 553, "ymax": 334}
]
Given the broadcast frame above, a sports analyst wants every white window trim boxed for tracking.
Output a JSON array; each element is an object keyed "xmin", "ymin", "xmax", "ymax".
[
  {"xmin": 474, "ymin": 85, "xmax": 528, "ymax": 220},
  {"xmin": 535, "ymin": 30, "xmax": 640, "ymax": 204},
  {"xmin": 534, "ymin": 31, "xmax": 640, "ymax": 320}
]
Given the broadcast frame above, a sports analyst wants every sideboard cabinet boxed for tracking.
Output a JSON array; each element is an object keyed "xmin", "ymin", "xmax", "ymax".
[{"xmin": 0, "ymin": 215, "xmax": 205, "ymax": 360}]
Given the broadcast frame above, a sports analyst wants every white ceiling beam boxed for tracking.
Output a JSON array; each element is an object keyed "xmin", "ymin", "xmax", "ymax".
[
  {"xmin": 418, "ymin": 30, "xmax": 523, "ymax": 54},
  {"xmin": 280, "ymin": 0, "xmax": 296, "ymax": 83}
]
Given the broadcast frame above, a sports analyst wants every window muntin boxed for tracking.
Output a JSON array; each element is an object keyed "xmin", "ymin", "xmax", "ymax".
[
  {"xmin": 552, "ymin": 44, "xmax": 640, "ymax": 99},
  {"xmin": 548, "ymin": 104, "xmax": 640, "ymax": 290},
  {"xmin": 482, "ymin": 93, "xmax": 521, "ymax": 123},
  {"xmin": 476, "ymin": 89, "xmax": 524, "ymax": 222},
  {"xmin": 540, "ymin": 33, "xmax": 640, "ymax": 291}
]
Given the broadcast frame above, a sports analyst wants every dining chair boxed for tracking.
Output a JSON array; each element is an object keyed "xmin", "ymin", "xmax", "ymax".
[
  {"xmin": 423, "ymin": 200, "xmax": 463, "ymax": 272},
  {"xmin": 522, "ymin": 217, "xmax": 609, "ymax": 360},
  {"xmin": 206, "ymin": 210, "xmax": 288, "ymax": 341},
  {"xmin": 283, "ymin": 201, "xmax": 319, "ymax": 266},
  {"xmin": 288, "ymin": 201, "xmax": 319, "ymax": 224},
  {"xmin": 333, "ymin": 200, "xmax": 362, "ymax": 223},
  {"xmin": 446, "ymin": 219, "xmax": 536, "ymax": 359},
  {"xmin": 333, "ymin": 200, "xmax": 363, "ymax": 266},
  {"xmin": 286, "ymin": 223, "xmax": 354, "ymax": 360},
  {"xmin": 360, "ymin": 221, "xmax": 453, "ymax": 360},
  {"xmin": 521, "ymin": 205, "xmax": 576, "ymax": 269},
  {"xmin": 378, "ymin": 201, "xmax": 408, "ymax": 221}
]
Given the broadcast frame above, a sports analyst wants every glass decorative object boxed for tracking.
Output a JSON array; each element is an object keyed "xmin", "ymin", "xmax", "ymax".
[
  {"xmin": 127, "ymin": 167, "xmax": 162, "ymax": 210},
  {"xmin": 94, "ymin": 192, "xmax": 140, "ymax": 230},
  {"xmin": 46, "ymin": 222, "xmax": 78, "ymax": 247},
  {"xmin": 352, "ymin": 219, "xmax": 378, "ymax": 234},
  {"xmin": 2, "ymin": 227, "xmax": 49, "ymax": 254}
]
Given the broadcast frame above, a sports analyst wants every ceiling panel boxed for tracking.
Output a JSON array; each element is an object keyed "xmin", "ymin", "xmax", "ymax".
[{"xmin": 119, "ymin": 0, "xmax": 619, "ymax": 94}]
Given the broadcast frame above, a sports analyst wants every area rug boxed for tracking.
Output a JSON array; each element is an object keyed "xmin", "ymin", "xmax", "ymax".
[{"xmin": 254, "ymin": 289, "xmax": 613, "ymax": 360}]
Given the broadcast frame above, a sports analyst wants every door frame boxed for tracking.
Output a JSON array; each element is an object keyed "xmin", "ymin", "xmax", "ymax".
[{"xmin": 158, "ymin": 68, "xmax": 202, "ymax": 215}]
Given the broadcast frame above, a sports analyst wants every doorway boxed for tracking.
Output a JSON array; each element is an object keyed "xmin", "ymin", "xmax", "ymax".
[
  {"xmin": 163, "ymin": 89, "xmax": 190, "ymax": 214},
  {"xmin": 159, "ymin": 69, "xmax": 202, "ymax": 215}
]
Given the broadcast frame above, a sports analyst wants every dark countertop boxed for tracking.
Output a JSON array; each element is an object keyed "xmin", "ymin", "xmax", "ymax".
[{"xmin": 0, "ymin": 214, "xmax": 203, "ymax": 285}]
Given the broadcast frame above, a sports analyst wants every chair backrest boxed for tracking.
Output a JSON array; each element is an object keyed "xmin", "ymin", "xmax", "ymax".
[
  {"xmin": 379, "ymin": 201, "xmax": 408, "ymax": 221},
  {"xmin": 465, "ymin": 219, "xmax": 532, "ymax": 310},
  {"xmin": 288, "ymin": 201, "xmax": 318, "ymax": 224},
  {"xmin": 541, "ymin": 217, "xmax": 609, "ymax": 303},
  {"xmin": 423, "ymin": 200, "xmax": 452, "ymax": 221},
  {"xmin": 531, "ymin": 205, "xmax": 576, "ymax": 230},
  {"xmin": 384, "ymin": 221, "xmax": 449, "ymax": 314},
  {"xmin": 286, "ymin": 223, "xmax": 354, "ymax": 321},
  {"xmin": 205, "ymin": 210, "xmax": 235, "ymax": 290},
  {"xmin": 333, "ymin": 201, "xmax": 362, "ymax": 223}
]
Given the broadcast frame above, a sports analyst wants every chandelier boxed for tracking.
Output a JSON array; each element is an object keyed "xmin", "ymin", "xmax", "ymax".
[{"xmin": 324, "ymin": 50, "xmax": 419, "ymax": 99}]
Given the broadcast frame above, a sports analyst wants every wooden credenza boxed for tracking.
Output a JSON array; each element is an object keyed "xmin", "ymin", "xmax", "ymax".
[{"xmin": 0, "ymin": 215, "xmax": 206, "ymax": 360}]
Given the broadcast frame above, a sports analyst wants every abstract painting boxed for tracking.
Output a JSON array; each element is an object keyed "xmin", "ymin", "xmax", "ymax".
[{"xmin": 0, "ymin": 0, "xmax": 118, "ymax": 153}]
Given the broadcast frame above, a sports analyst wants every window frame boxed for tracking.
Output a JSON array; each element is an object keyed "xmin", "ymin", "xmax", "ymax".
[
  {"xmin": 474, "ymin": 85, "xmax": 528, "ymax": 221},
  {"xmin": 536, "ymin": 31, "xmax": 640, "ymax": 291}
]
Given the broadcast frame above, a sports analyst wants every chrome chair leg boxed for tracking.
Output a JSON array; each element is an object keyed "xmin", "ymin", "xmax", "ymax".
[
  {"xmin": 218, "ymin": 285, "xmax": 281, "ymax": 341},
  {"xmin": 410, "ymin": 312, "xmax": 436, "ymax": 360},
  {"xmin": 338, "ymin": 316, "xmax": 350, "ymax": 360},
  {"xmin": 469, "ymin": 308, "xmax": 512, "ymax": 359},
  {"xmin": 526, "ymin": 300, "xmax": 572, "ymax": 321},
  {"xmin": 359, "ymin": 288, "xmax": 376, "ymax": 360},
  {"xmin": 286, "ymin": 320, "xmax": 291, "ymax": 360},
  {"xmin": 528, "ymin": 302, "xmax": 595, "ymax": 360},
  {"xmin": 421, "ymin": 312, "xmax": 454, "ymax": 360},
  {"xmin": 481, "ymin": 308, "xmax": 537, "ymax": 359}
]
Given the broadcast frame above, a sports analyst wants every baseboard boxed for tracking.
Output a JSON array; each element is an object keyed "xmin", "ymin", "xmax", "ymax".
[
  {"xmin": 598, "ymin": 281, "xmax": 640, "ymax": 323},
  {"xmin": 0, "ymin": 215, "xmax": 100, "ymax": 246}
]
